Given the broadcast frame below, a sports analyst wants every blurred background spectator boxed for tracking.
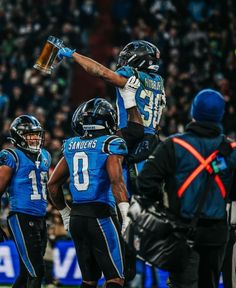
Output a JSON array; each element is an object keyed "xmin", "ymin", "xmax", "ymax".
[
  {"xmin": 0, "ymin": 0, "xmax": 236, "ymax": 266},
  {"xmin": 0, "ymin": 0, "xmax": 235, "ymax": 150}
]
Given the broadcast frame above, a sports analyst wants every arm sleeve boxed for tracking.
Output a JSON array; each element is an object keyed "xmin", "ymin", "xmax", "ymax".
[
  {"xmin": 116, "ymin": 66, "xmax": 133, "ymax": 78},
  {"xmin": 136, "ymin": 138, "xmax": 175, "ymax": 201},
  {"xmin": 0, "ymin": 150, "xmax": 16, "ymax": 169}
]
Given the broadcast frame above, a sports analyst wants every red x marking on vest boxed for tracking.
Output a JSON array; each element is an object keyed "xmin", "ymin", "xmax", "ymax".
[{"xmin": 172, "ymin": 138, "xmax": 236, "ymax": 198}]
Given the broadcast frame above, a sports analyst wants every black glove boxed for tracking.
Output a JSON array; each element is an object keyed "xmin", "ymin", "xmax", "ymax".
[{"xmin": 127, "ymin": 134, "xmax": 159, "ymax": 164}]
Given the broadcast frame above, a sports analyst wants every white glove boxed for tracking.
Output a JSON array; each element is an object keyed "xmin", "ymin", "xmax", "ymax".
[
  {"xmin": 227, "ymin": 202, "xmax": 236, "ymax": 225},
  {"xmin": 118, "ymin": 202, "xmax": 130, "ymax": 235},
  {"xmin": 118, "ymin": 76, "xmax": 140, "ymax": 109},
  {"xmin": 59, "ymin": 205, "xmax": 71, "ymax": 231}
]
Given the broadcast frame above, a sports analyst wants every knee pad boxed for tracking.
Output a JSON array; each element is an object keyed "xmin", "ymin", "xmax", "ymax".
[
  {"xmin": 106, "ymin": 282, "xmax": 123, "ymax": 288},
  {"xmin": 81, "ymin": 282, "xmax": 97, "ymax": 288}
]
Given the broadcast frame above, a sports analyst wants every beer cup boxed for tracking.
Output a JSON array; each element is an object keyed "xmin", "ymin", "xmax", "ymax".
[{"xmin": 33, "ymin": 36, "xmax": 63, "ymax": 74}]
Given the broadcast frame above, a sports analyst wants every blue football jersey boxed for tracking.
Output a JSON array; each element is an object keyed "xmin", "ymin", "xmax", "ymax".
[
  {"xmin": 0, "ymin": 148, "xmax": 51, "ymax": 216},
  {"xmin": 63, "ymin": 135, "xmax": 128, "ymax": 208},
  {"xmin": 116, "ymin": 66, "xmax": 165, "ymax": 134}
]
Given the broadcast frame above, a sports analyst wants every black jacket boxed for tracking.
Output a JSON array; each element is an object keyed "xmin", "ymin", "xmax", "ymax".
[{"xmin": 137, "ymin": 121, "xmax": 236, "ymax": 220}]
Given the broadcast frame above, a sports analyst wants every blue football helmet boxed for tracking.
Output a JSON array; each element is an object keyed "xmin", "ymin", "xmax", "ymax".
[
  {"xmin": 117, "ymin": 40, "xmax": 160, "ymax": 71},
  {"xmin": 10, "ymin": 115, "xmax": 44, "ymax": 154},
  {"xmin": 72, "ymin": 98, "xmax": 117, "ymax": 136}
]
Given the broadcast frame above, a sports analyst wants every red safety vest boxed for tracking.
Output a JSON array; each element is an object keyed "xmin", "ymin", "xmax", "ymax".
[{"xmin": 173, "ymin": 138, "xmax": 236, "ymax": 199}]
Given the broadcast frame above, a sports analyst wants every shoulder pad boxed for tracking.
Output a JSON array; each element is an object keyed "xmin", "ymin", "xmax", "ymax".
[
  {"xmin": 103, "ymin": 136, "xmax": 128, "ymax": 155},
  {"xmin": 116, "ymin": 66, "xmax": 134, "ymax": 78},
  {"xmin": 0, "ymin": 151, "xmax": 9, "ymax": 166},
  {"xmin": 62, "ymin": 140, "xmax": 67, "ymax": 154},
  {"xmin": 0, "ymin": 149, "xmax": 18, "ymax": 169},
  {"xmin": 62, "ymin": 138, "xmax": 72, "ymax": 153},
  {"xmin": 42, "ymin": 149, "xmax": 52, "ymax": 166}
]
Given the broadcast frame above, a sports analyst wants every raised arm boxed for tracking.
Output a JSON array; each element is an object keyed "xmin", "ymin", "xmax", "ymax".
[{"xmin": 58, "ymin": 48, "xmax": 127, "ymax": 88}]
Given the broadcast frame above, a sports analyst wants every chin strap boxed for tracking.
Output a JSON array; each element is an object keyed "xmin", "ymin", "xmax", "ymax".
[{"xmin": 35, "ymin": 149, "xmax": 42, "ymax": 168}]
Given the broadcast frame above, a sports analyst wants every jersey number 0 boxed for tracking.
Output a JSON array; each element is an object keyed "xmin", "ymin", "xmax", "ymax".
[{"xmin": 73, "ymin": 152, "xmax": 89, "ymax": 191}]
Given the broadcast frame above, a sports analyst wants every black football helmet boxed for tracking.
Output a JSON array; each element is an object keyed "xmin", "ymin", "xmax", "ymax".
[
  {"xmin": 10, "ymin": 115, "xmax": 44, "ymax": 154},
  {"xmin": 72, "ymin": 98, "xmax": 117, "ymax": 136},
  {"xmin": 117, "ymin": 40, "xmax": 160, "ymax": 71}
]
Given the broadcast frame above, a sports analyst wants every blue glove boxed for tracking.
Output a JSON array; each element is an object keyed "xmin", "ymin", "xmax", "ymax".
[{"xmin": 57, "ymin": 47, "xmax": 76, "ymax": 60}]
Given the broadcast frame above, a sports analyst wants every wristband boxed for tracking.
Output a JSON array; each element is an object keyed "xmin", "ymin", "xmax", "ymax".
[
  {"xmin": 118, "ymin": 202, "xmax": 130, "ymax": 220},
  {"xmin": 59, "ymin": 205, "xmax": 71, "ymax": 217}
]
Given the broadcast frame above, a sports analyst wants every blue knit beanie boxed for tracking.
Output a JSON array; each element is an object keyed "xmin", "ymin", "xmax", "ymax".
[{"xmin": 190, "ymin": 89, "xmax": 225, "ymax": 123}]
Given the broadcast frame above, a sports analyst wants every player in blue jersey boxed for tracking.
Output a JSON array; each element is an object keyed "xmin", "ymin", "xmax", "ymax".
[
  {"xmin": 0, "ymin": 115, "xmax": 51, "ymax": 288},
  {"xmin": 57, "ymin": 40, "xmax": 166, "ymax": 164},
  {"xmin": 48, "ymin": 98, "xmax": 130, "ymax": 288}
]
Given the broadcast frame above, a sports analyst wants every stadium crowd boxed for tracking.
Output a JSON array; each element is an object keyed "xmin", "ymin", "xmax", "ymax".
[{"xmin": 0, "ymin": 0, "xmax": 236, "ymax": 286}]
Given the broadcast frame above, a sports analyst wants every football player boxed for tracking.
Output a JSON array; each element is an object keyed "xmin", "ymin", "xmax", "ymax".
[
  {"xmin": 48, "ymin": 98, "xmax": 129, "ymax": 288},
  {"xmin": 0, "ymin": 115, "xmax": 51, "ymax": 288},
  {"xmin": 58, "ymin": 40, "xmax": 166, "ymax": 169}
]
